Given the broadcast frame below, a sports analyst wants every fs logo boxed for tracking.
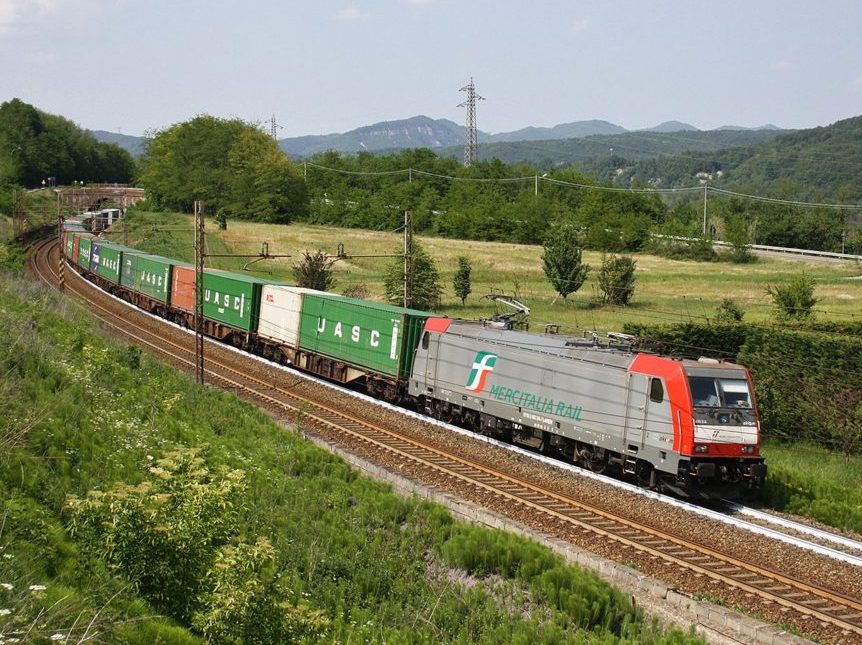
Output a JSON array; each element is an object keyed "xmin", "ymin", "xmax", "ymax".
[{"xmin": 465, "ymin": 351, "xmax": 498, "ymax": 392}]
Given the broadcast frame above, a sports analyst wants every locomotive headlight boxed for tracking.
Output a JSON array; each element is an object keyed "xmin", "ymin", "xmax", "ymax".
[
  {"xmin": 742, "ymin": 445, "xmax": 755, "ymax": 454},
  {"xmin": 694, "ymin": 444, "xmax": 709, "ymax": 453}
]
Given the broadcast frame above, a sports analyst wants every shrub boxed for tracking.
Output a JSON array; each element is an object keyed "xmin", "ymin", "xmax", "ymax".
[
  {"xmin": 597, "ymin": 255, "xmax": 636, "ymax": 306},
  {"xmin": 341, "ymin": 281, "xmax": 370, "ymax": 299},
  {"xmin": 650, "ymin": 234, "xmax": 718, "ymax": 262},
  {"xmin": 723, "ymin": 213, "xmax": 757, "ymax": 263},
  {"xmin": 67, "ymin": 448, "xmax": 248, "ymax": 623},
  {"xmin": 292, "ymin": 250, "xmax": 336, "ymax": 291},
  {"xmin": 714, "ymin": 298, "xmax": 744, "ymax": 322},
  {"xmin": 766, "ymin": 272, "xmax": 818, "ymax": 320}
]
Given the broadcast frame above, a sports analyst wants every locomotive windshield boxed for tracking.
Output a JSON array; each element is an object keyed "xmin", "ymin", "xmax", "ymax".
[{"xmin": 688, "ymin": 376, "xmax": 752, "ymax": 408}]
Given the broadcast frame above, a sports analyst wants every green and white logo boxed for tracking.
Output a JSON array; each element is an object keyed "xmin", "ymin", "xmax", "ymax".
[{"xmin": 465, "ymin": 351, "xmax": 497, "ymax": 392}]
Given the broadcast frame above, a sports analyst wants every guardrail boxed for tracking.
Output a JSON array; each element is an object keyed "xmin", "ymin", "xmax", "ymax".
[{"xmin": 653, "ymin": 235, "xmax": 862, "ymax": 262}]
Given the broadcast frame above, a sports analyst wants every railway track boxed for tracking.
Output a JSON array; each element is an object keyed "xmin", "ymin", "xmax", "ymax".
[{"xmin": 27, "ymin": 237, "xmax": 862, "ymax": 643}]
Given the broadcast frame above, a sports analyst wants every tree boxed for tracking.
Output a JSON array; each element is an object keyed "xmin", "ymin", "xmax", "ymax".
[
  {"xmin": 453, "ymin": 256, "xmax": 472, "ymax": 305},
  {"xmin": 0, "ymin": 98, "xmax": 134, "ymax": 188},
  {"xmin": 723, "ymin": 213, "xmax": 756, "ymax": 263},
  {"xmin": 292, "ymin": 250, "xmax": 336, "ymax": 291},
  {"xmin": 384, "ymin": 242, "xmax": 442, "ymax": 310},
  {"xmin": 597, "ymin": 255, "xmax": 636, "ymax": 305},
  {"xmin": 138, "ymin": 115, "xmax": 307, "ymax": 221},
  {"xmin": 542, "ymin": 224, "xmax": 590, "ymax": 301},
  {"xmin": 766, "ymin": 272, "xmax": 818, "ymax": 320}
]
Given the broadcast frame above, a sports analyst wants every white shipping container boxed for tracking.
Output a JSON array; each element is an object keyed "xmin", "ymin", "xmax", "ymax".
[{"xmin": 258, "ymin": 285, "xmax": 337, "ymax": 347}]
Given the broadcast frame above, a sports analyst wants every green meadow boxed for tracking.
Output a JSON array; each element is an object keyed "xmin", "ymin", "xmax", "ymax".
[{"xmin": 108, "ymin": 212, "xmax": 862, "ymax": 336}]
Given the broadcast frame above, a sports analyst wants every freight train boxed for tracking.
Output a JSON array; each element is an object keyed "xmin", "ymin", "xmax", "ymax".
[{"xmin": 62, "ymin": 230, "xmax": 767, "ymax": 498}]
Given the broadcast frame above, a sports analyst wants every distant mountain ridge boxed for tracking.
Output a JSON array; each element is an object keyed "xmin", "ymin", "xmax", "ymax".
[
  {"xmin": 92, "ymin": 115, "xmax": 785, "ymax": 160},
  {"xmin": 279, "ymin": 115, "xmax": 465, "ymax": 157},
  {"xmin": 89, "ymin": 130, "xmax": 147, "ymax": 157},
  {"xmin": 277, "ymin": 115, "xmax": 784, "ymax": 158}
]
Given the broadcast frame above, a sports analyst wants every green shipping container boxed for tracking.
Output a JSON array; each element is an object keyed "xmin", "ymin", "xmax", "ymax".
[
  {"xmin": 122, "ymin": 253, "xmax": 177, "ymax": 304},
  {"xmin": 298, "ymin": 294, "xmax": 429, "ymax": 379},
  {"xmin": 96, "ymin": 242, "xmax": 139, "ymax": 284},
  {"xmin": 77, "ymin": 236, "xmax": 92, "ymax": 269},
  {"xmin": 202, "ymin": 270, "xmax": 273, "ymax": 332}
]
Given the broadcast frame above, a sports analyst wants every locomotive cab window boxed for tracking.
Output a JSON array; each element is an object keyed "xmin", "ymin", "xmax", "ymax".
[
  {"xmin": 421, "ymin": 331, "xmax": 429, "ymax": 350},
  {"xmin": 649, "ymin": 378, "xmax": 664, "ymax": 403},
  {"xmin": 718, "ymin": 379, "xmax": 752, "ymax": 408},
  {"xmin": 688, "ymin": 376, "xmax": 752, "ymax": 408}
]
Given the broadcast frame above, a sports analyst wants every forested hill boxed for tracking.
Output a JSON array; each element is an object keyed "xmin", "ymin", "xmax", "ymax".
[
  {"xmin": 607, "ymin": 114, "xmax": 862, "ymax": 202},
  {"xmin": 0, "ymin": 99, "xmax": 135, "ymax": 189},
  {"xmin": 435, "ymin": 129, "xmax": 786, "ymax": 169}
]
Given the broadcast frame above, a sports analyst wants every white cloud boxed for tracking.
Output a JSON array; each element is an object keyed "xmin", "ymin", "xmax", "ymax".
[
  {"xmin": 770, "ymin": 60, "xmax": 794, "ymax": 72},
  {"xmin": 332, "ymin": 7, "xmax": 367, "ymax": 21},
  {"xmin": 0, "ymin": 0, "xmax": 69, "ymax": 35},
  {"xmin": 851, "ymin": 76, "xmax": 862, "ymax": 89},
  {"xmin": 571, "ymin": 18, "xmax": 590, "ymax": 33},
  {"xmin": 405, "ymin": 0, "xmax": 435, "ymax": 5}
]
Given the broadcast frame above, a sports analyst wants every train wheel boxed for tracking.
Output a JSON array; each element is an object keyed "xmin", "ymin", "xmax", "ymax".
[
  {"xmin": 635, "ymin": 461, "xmax": 655, "ymax": 488},
  {"xmin": 579, "ymin": 446, "xmax": 608, "ymax": 474}
]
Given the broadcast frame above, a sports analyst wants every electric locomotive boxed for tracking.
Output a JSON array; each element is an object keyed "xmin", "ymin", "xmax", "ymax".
[{"xmin": 409, "ymin": 318, "xmax": 766, "ymax": 498}]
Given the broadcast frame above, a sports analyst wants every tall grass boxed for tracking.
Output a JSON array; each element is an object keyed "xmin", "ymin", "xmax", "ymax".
[
  {"xmin": 758, "ymin": 440, "xmax": 862, "ymax": 533},
  {"xmin": 0, "ymin": 263, "xmax": 704, "ymax": 643}
]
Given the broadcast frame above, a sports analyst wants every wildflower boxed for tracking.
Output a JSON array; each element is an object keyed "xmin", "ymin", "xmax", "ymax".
[
  {"xmin": 0, "ymin": 583, "xmax": 12, "ymax": 590},
  {"xmin": 28, "ymin": 584, "xmax": 46, "ymax": 592},
  {"xmin": 0, "ymin": 608, "xmax": 11, "ymax": 615},
  {"xmin": 51, "ymin": 634, "xmax": 66, "ymax": 641}
]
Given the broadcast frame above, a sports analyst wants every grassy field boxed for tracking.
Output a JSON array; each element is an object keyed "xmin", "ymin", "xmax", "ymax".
[{"xmin": 107, "ymin": 211, "xmax": 862, "ymax": 334}]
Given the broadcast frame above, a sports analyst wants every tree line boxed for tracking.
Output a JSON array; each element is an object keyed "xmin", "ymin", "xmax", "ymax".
[
  {"xmin": 3, "ymin": 103, "xmax": 857, "ymax": 254},
  {"xmin": 0, "ymin": 99, "xmax": 135, "ymax": 209}
]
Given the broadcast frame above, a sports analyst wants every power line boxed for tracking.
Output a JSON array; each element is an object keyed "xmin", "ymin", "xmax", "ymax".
[
  {"xmin": 707, "ymin": 186, "xmax": 862, "ymax": 210},
  {"xmin": 304, "ymin": 162, "xmax": 862, "ymax": 209}
]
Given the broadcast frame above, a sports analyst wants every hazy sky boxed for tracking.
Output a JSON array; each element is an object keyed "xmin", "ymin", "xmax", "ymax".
[{"xmin": 2, "ymin": 1, "xmax": 861, "ymax": 137}]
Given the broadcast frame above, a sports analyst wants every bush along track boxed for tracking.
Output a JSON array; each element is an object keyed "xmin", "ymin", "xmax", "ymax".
[
  {"xmin": 0, "ymin": 268, "xmax": 705, "ymax": 643},
  {"xmin": 625, "ymin": 320, "xmax": 862, "ymax": 533}
]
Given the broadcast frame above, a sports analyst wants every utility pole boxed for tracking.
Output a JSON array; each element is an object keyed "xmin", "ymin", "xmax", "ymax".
[
  {"xmin": 403, "ymin": 210, "xmax": 413, "ymax": 308},
  {"xmin": 702, "ymin": 182, "xmax": 708, "ymax": 236},
  {"xmin": 11, "ymin": 189, "xmax": 24, "ymax": 239},
  {"xmin": 57, "ymin": 215, "xmax": 65, "ymax": 292},
  {"xmin": 194, "ymin": 201, "xmax": 205, "ymax": 385},
  {"xmin": 458, "ymin": 77, "xmax": 484, "ymax": 167}
]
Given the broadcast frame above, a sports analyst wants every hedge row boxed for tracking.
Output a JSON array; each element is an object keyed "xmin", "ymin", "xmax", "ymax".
[{"xmin": 623, "ymin": 322, "xmax": 862, "ymax": 454}]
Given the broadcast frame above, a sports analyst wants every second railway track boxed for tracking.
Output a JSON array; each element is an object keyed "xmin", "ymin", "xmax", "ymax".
[{"xmin": 27, "ymin": 237, "xmax": 862, "ymax": 644}]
